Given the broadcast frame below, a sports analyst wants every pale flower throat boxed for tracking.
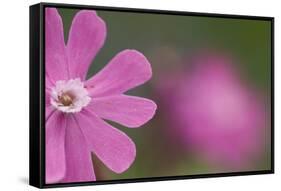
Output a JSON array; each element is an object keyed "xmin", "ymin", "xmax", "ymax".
[{"xmin": 50, "ymin": 78, "xmax": 91, "ymax": 113}]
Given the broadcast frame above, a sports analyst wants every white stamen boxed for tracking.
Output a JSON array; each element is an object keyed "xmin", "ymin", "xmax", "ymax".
[{"xmin": 50, "ymin": 78, "xmax": 91, "ymax": 113}]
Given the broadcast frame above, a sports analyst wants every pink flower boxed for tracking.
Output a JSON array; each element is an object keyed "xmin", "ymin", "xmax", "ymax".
[
  {"xmin": 158, "ymin": 52, "xmax": 266, "ymax": 168},
  {"xmin": 45, "ymin": 8, "xmax": 157, "ymax": 183}
]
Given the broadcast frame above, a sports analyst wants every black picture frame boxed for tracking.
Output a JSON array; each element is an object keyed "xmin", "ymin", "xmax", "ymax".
[{"xmin": 29, "ymin": 2, "xmax": 274, "ymax": 188}]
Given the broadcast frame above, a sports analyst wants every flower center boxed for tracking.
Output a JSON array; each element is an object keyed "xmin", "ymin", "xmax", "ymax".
[
  {"xmin": 50, "ymin": 78, "xmax": 91, "ymax": 113},
  {"xmin": 58, "ymin": 92, "xmax": 74, "ymax": 106}
]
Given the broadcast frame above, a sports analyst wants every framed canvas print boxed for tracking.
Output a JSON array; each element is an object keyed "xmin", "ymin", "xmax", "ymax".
[{"xmin": 29, "ymin": 2, "xmax": 274, "ymax": 188}]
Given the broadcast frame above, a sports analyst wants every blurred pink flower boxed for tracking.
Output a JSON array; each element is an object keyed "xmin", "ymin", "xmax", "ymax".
[
  {"xmin": 45, "ymin": 8, "xmax": 156, "ymax": 183},
  {"xmin": 158, "ymin": 52, "xmax": 265, "ymax": 168}
]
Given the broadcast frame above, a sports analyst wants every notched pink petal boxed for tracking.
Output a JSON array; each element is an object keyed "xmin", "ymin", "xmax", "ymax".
[
  {"xmin": 45, "ymin": 8, "xmax": 68, "ymax": 81},
  {"xmin": 61, "ymin": 115, "xmax": 96, "ymax": 183},
  {"xmin": 88, "ymin": 95, "xmax": 157, "ymax": 128},
  {"xmin": 86, "ymin": 49, "xmax": 152, "ymax": 97},
  {"xmin": 76, "ymin": 110, "xmax": 136, "ymax": 173},
  {"xmin": 67, "ymin": 10, "xmax": 106, "ymax": 80},
  {"xmin": 46, "ymin": 111, "xmax": 66, "ymax": 183}
]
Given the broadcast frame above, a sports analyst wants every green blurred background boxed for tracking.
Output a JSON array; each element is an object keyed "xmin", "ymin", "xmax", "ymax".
[{"xmin": 57, "ymin": 8, "xmax": 272, "ymax": 181}]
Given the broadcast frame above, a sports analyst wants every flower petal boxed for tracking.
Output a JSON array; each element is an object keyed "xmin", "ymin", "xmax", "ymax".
[
  {"xmin": 76, "ymin": 110, "xmax": 136, "ymax": 173},
  {"xmin": 46, "ymin": 106, "xmax": 55, "ymax": 121},
  {"xmin": 45, "ymin": 8, "xmax": 68, "ymax": 81},
  {"xmin": 88, "ymin": 95, "xmax": 157, "ymax": 128},
  {"xmin": 60, "ymin": 114, "xmax": 96, "ymax": 183},
  {"xmin": 45, "ymin": 90, "xmax": 55, "ymax": 120},
  {"xmin": 46, "ymin": 111, "xmax": 66, "ymax": 183},
  {"xmin": 46, "ymin": 73, "xmax": 54, "ymax": 90},
  {"xmin": 66, "ymin": 10, "xmax": 106, "ymax": 80},
  {"xmin": 85, "ymin": 50, "xmax": 152, "ymax": 97}
]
